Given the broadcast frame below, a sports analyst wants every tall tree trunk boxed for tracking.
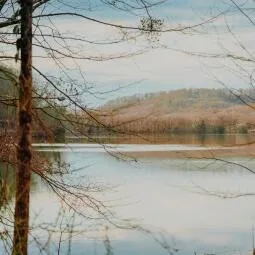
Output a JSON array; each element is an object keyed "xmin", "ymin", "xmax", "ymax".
[{"xmin": 12, "ymin": 0, "xmax": 33, "ymax": 254}]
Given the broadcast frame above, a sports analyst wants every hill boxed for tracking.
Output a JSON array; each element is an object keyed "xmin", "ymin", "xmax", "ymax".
[
  {"xmin": 104, "ymin": 88, "xmax": 247, "ymax": 114},
  {"xmin": 98, "ymin": 88, "xmax": 255, "ymax": 134}
]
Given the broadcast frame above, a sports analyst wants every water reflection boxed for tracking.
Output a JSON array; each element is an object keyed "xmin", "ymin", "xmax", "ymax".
[
  {"xmin": 0, "ymin": 163, "xmax": 15, "ymax": 210},
  {"xmin": 37, "ymin": 150, "xmax": 66, "ymax": 173},
  {"xmin": 1, "ymin": 144, "xmax": 255, "ymax": 254},
  {"xmin": 36, "ymin": 149, "xmax": 255, "ymax": 254}
]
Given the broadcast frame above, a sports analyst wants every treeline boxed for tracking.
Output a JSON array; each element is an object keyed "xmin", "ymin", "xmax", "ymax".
[
  {"xmin": 95, "ymin": 88, "xmax": 255, "ymax": 136},
  {"xmin": 83, "ymin": 115, "xmax": 250, "ymax": 135},
  {"xmin": 2, "ymin": 66, "xmax": 254, "ymax": 140},
  {"xmin": 0, "ymin": 66, "xmax": 67, "ymax": 142},
  {"xmin": 0, "ymin": 66, "xmax": 18, "ymax": 129}
]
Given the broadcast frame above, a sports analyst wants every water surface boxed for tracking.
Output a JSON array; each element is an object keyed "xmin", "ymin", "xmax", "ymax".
[{"xmin": 1, "ymin": 141, "xmax": 255, "ymax": 255}]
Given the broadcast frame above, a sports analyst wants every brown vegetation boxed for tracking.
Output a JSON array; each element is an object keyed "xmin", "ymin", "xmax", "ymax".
[{"xmin": 83, "ymin": 89, "xmax": 255, "ymax": 135}]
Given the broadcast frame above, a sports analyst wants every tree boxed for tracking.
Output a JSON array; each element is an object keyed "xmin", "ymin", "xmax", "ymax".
[
  {"xmin": 11, "ymin": 1, "xmax": 33, "ymax": 254},
  {"xmin": 0, "ymin": 1, "xmax": 225, "ymax": 254},
  {"xmin": 0, "ymin": 1, "xmax": 163, "ymax": 254}
]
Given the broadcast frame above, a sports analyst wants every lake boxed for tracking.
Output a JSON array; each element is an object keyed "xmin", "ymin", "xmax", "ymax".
[{"xmin": 1, "ymin": 135, "xmax": 255, "ymax": 255}]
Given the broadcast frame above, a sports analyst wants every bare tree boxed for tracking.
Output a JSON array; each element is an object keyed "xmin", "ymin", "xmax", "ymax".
[
  {"xmin": 12, "ymin": 1, "xmax": 33, "ymax": 254},
  {"xmin": 0, "ymin": 1, "xmax": 227, "ymax": 254}
]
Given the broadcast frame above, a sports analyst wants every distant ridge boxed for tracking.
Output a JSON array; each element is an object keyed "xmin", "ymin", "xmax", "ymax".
[
  {"xmin": 98, "ymin": 88, "xmax": 255, "ymax": 134},
  {"xmin": 103, "ymin": 88, "xmax": 251, "ymax": 114}
]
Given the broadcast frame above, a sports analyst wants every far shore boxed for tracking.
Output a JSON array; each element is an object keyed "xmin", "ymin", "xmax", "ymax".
[{"xmin": 33, "ymin": 141, "xmax": 255, "ymax": 158}]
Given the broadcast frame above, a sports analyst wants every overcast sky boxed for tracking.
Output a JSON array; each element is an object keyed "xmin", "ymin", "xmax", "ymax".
[{"xmin": 29, "ymin": 0, "xmax": 255, "ymax": 105}]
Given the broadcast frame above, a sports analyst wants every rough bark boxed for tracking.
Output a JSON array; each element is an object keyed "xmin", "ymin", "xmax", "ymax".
[{"xmin": 12, "ymin": 0, "xmax": 33, "ymax": 254}]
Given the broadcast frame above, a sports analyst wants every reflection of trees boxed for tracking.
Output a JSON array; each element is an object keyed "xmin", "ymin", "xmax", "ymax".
[
  {"xmin": 0, "ymin": 163, "xmax": 15, "ymax": 210},
  {"xmin": 38, "ymin": 151, "xmax": 65, "ymax": 173},
  {"xmin": 0, "ymin": 162, "xmax": 41, "ymax": 210}
]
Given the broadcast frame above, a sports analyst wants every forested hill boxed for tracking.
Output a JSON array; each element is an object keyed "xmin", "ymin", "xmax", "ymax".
[
  {"xmin": 99, "ymin": 88, "xmax": 255, "ymax": 134},
  {"xmin": 103, "ymin": 88, "xmax": 248, "ymax": 114}
]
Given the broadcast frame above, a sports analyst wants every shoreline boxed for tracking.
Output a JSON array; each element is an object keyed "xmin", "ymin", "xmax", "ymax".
[{"xmin": 33, "ymin": 142, "xmax": 255, "ymax": 158}]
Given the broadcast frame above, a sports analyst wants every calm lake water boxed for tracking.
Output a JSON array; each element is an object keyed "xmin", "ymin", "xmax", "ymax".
[{"xmin": 1, "ymin": 135, "xmax": 255, "ymax": 255}]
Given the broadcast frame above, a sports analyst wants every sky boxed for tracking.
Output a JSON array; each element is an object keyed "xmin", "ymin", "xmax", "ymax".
[{"xmin": 8, "ymin": 0, "xmax": 255, "ymax": 105}]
